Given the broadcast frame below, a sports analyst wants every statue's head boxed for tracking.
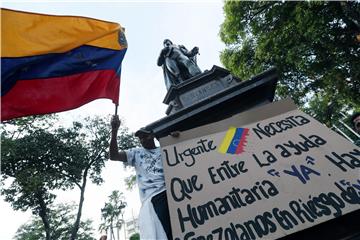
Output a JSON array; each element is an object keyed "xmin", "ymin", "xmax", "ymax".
[{"xmin": 163, "ymin": 39, "xmax": 172, "ymax": 47}]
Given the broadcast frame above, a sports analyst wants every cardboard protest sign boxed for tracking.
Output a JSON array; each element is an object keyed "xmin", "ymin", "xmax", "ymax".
[{"xmin": 159, "ymin": 99, "xmax": 360, "ymax": 240}]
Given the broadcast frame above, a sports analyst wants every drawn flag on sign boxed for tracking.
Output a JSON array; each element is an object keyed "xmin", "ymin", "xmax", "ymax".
[
  {"xmin": 1, "ymin": 8, "xmax": 128, "ymax": 121},
  {"xmin": 218, "ymin": 127, "xmax": 249, "ymax": 155}
]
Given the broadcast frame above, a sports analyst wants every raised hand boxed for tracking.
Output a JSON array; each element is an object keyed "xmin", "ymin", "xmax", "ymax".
[{"xmin": 111, "ymin": 115, "xmax": 121, "ymax": 131}]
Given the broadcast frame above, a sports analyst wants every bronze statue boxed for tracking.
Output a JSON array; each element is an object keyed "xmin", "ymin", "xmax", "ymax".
[{"xmin": 157, "ymin": 39, "xmax": 201, "ymax": 90}]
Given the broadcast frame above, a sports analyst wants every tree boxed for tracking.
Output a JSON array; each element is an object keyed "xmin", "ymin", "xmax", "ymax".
[
  {"xmin": 1, "ymin": 115, "xmax": 138, "ymax": 240},
  {"xmin": 1, "ymin": 115, "xmax": 69, "ymax": 240},
  {"xmin": 14, "ymin": 203, "xmax": 95, "ymax": 240},
  {"xmin": 99, "ymin": 191, "xmax": 127, "ymax": 240},
  {"xmin": 220, "ymin": 1, "xmax": 360, "ymax": 128}
]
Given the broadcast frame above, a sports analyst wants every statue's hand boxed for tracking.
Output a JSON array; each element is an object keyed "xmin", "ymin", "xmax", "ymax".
[{"xmin": 192, "ymin": 47, "xmax": 199, "ymax": 54}]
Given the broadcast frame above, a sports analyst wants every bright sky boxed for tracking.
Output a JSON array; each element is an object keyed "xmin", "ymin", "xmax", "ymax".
[{"xmin": 0, "ymin": 1, "xmax": 225, "ymax": 239}]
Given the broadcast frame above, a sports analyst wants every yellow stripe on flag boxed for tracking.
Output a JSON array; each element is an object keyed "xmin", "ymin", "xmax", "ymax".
[
  {"xmin": 218, "ymin": 127, "xmax": 236, "ymax": 154},
  {"xmin": 1, "ymin": 8, "xmax": 126, "ymax": 57}
]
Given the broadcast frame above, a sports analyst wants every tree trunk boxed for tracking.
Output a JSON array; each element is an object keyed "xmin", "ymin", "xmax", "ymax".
[
  {"xmin": 36, "ymin": 192, "xmax": 51, "ymax": 240},
  {"xmin": 70, "ymin": 171, "xmax": 87, "ymax": 240},
  {"xmin": 124, "ymin": 220, "xmax": 127, "ymax": 240},
  {"xmin": 111, "ymin": 227, "xmax": 115, "ymax": 240}
]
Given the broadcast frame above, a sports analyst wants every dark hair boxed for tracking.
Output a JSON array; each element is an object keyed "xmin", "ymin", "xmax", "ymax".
[{"xmin": 134, "ymin": 127, "xmax": 152, "ymax": 137}]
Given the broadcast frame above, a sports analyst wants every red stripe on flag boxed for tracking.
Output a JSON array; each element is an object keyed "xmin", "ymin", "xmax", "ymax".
[
  {"xmin": 1, "ymin": 69, "xmax": 120, "ymax": 121},
  {"xmin": 235, "ymin": 128, "xmax": 249, "ymax": 154}
]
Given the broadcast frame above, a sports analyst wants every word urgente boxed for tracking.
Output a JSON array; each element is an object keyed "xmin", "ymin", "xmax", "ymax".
[{"xmin": 163, "ymin": 138, "xmax": 216, "ymax": 167}]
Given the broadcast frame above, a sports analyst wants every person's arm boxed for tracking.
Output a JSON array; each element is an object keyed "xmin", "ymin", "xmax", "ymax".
[{"xmin": 110, "ymin": 115, "xmax": 127, "ymax": 162}]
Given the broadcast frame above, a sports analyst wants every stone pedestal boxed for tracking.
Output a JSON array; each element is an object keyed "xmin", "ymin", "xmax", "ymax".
[
  {"xmin": 163, "ymin": 65, "xmax": 241, "ymax": 115},
  {"xmin": 145, "ymin": 65, "xmax": 278, "ymax": 138}
]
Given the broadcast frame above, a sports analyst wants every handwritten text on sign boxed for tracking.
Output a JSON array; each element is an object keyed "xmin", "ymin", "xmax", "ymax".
[{"xmin": 160, "ymin": 103, "xmax": 360, "ymax": 240}]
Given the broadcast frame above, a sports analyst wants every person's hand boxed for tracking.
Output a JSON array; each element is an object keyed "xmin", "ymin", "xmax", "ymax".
[
  {"xmin": 99, "ymin": 235, "xmax": 107, "ymax": 240},
  {"xmin": 111, "ymin": 115, "xmax": 121, "ymax": 131}
]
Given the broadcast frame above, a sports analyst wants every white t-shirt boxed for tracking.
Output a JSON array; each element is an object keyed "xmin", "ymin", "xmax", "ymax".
[{"xmin": 125, "ymin": 147, "xmax": 166, "ymax": 202}]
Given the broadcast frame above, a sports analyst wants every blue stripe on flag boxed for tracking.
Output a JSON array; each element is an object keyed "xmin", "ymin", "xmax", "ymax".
[
  {"xmin": 226, "ymin": 128, "xmax": 244, "ymax": 154},
  {"xmin": 1, "ymin": 45, "xmax": 126, "ymax": 96}
]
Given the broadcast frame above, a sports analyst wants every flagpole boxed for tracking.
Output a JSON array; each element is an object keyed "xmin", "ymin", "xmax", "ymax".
[{"xmin": 115, "ymin": 104, "xmax": 118, "ymax": 116}]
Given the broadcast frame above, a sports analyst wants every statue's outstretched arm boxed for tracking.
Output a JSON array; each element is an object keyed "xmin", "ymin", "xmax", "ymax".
[
  {"xmin": 179, "ymin": 45, "xmax": 190, "ymax": 56},
  {"xmin": 189, "ymin": 46, "xmax": 199, "ymax": 57},
  {"xmin": 180, "ymin": 45, "xmax": 199, "ymax": 57}
]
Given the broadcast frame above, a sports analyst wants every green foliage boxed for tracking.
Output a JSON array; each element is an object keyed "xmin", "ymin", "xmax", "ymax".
[
  {"xmin": 1, "ymin": 115, "xmax": 107, "ymax": 210},
  {"xmin": 99, "ymin": 191, "xmax": 127, "ymax": 240},
  {"xmin": 1, "ymin": 115, "xmax": 64, "ymax": 232},
  {"xmin": 129, "ymin": 233, "xmax": 140, "ymax": 240},
  {"xmin": 124, "ymin": 175, "xmax": 137, "ymax": 190},
  {"xmin": 1, "ymin": 114, "xmax": 138, "ymax": 240},
  {"xmin": 220, "ymin": 1, "xmax": 360, "ymax": 127},
  {"xmin": 14, "ymin": 203, "xmax": 95, "ymax": 240}
]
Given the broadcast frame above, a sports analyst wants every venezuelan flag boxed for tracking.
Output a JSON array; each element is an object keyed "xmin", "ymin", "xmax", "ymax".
[
  {"xmin": 1, "ymin": 9, "xmax": 127, "ymax": 121},
  {"xmin": 218, "ymin": 127, "xmax": 249, "ymax": 155}
]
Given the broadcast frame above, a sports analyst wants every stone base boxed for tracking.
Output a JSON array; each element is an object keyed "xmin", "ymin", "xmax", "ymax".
[
  {"xmin": 146, "ymin": 66, "xmax": 278, "ymax": 138},
  {"xmin": 164, "ymin": 66, "xmax": 241, "ymax": 115}
]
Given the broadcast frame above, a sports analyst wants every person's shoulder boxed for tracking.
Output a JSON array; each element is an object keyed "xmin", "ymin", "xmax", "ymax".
[
  {"xmin": 125, "ymin": 147, "xmax": 144, "ymax": 154},
  {"xmin": 154, "ymin": 147, "xmax": 162, "ymax": 155},
  {"xmin": 141, "ymin": 147, "xmax": 161, "ymax": 154},
  {"xmin": 130, "ymin": 146, "xmax": 144, "ymax": 151}
]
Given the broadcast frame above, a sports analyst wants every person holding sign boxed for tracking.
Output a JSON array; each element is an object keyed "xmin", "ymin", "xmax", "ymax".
[{"xmin": 110, "ymin": 115, "xmax": 172, "ymax": 240}]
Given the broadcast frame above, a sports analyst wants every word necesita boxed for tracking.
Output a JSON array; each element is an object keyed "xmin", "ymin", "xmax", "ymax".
[{"xmin": 252, "ymin": 115, "xmax": 310, "ymax": 140}]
